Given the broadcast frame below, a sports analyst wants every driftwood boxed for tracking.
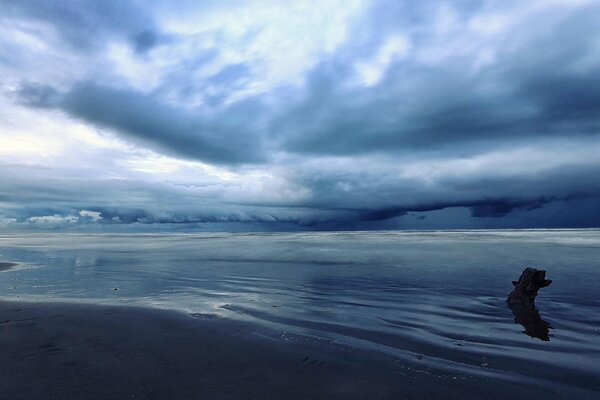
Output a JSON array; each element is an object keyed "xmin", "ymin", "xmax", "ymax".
[{"xmin": 507, "ymin": 267, "xmax": 553, "ymax": 341}]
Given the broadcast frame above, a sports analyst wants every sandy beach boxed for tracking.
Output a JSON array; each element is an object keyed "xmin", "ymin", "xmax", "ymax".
[
  {"xmin": 1, "ymin": 231, "xmax": 599, "ymax": 399},
  {"xmin": 1, "ymin": 300, "xmax": 597, "ymax": 400}
]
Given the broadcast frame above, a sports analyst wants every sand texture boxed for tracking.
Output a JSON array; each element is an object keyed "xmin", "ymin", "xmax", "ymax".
[{"xmin": 1, "ymin": 301, "xmax": 597, "ymax": 400}]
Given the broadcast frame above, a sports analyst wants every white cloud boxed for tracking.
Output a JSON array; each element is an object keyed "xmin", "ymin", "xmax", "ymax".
[
  {"xmin": 355, "ymin": 35, "xmax": 411, "ymax": 86},
  {"xmin": 27, "ymin": 215, "xmax": 79, "ymax": 224},
  {"xmin": 79, "ymin": 210, "xmax": 102, "ymax": 222}
]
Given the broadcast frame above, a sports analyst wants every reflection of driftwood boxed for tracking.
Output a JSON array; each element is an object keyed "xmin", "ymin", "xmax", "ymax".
[
  {"xmin": 509, "ymin": 302, "xmax": 552, "ymax": 341},
  {"xmin": 507, "ymin": 268, "xmax": 553, "ymax": 341}
]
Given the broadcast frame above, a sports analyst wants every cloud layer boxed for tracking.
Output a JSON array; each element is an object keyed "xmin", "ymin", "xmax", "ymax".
[{"xmin": 1, "ymin": 0, "xmax": 599, "ymax": 230}]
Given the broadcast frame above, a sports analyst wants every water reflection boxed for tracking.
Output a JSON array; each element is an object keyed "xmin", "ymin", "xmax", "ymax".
[
  {"xmin": 508, "ymin": 302, "xmax": 552, "ymax": 341},
  {"xmin": 1, "ymin": 231, "xmax": 600, "ymax": 385}
]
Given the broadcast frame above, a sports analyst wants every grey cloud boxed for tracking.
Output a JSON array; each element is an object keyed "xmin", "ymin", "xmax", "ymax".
[
  {"xmin": 0, "ymin": 0, "xmax": 156, "ymax": 52},
  {"xmin": 13, "ymin": 1, "xmax": 600, "ymax": 162},
  {"xmin": 3, "ymin": 0, "xmax": 600, "ymax": 230},
  {"xmin": 1, "ymin": 160, "xmax": 599, "ymax": 230},
  {"xmin": 208, "ymin": 63, "xmax": 251, "ymax": 87},
  {"xmin": 468, "ymin": 199, "xmax": 548, "ymax": 219},
  {"xmin": 131, "ymin": 30, "xmax": 171, "ymax": 54},
  {"xmin": 202, "ymin": 63, "xmax": 253, "ymax": 106},
  {"xmin": 17, "ymin": 81, "xmax": 267, "ymax": 165},
  {"xmin": 0, "ymin": 163, "xmax": 304, "ymax": 228},
  {"xmin": 15, "ymin": 83, "xmax": 62, "ymax": 108},
  {"xmin": 274, "ymin": 2, "xmax": 600, "ymax": 157},
  {"xmin": 151, "ymin": 49, "xmax": 220, "ymax": 104},
  {"xmin": 286, "ymin": 160, "xmax": 600, "ymax": 226}
]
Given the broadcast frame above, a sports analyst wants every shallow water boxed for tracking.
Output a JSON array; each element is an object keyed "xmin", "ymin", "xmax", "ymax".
[{"xmin": 1, "ymin": 230, "xmax": 599, "ymax": 392}]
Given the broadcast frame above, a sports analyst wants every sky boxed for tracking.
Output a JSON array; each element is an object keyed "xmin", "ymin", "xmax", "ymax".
[{"xmin": 1, "ymin": 0, "xmax": 599, "ymax": 231}]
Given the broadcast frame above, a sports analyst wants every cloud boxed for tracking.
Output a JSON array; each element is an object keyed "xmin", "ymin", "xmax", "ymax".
[
  {"xmin": 274, "ymin": 2, "xmax": 600, "ymax": 157},
  {"xmin": 79, "ymin": 210, "xmax": 102, "ymax": 222},
  {"xmin": 27, "ymin": 214, "xmax": 79, "ymax": 225},
  {"xmin": 0, "ymin": 0, "xmax": 157, "ymax": 52},
  {"xmin": 14, "ymin": 1, "xmax": 600, "ymax": 162},
  {"xmin": 15, "ymin": 83, "xmax": 62, "ymax": 109},
  {"xmin": 2, "ymin": 144, "xmax": 598, "ymax": 231},
  {"xmin": 16, "ymin": 81, "xmax": 267, "ymax": 165},
  {"xmin": 131, "ymin": 30, "xmax": 166, "ymax": 54},
  {"xmin": 2, "ymin": 0, "xmax": 600, "ymax": 230}
]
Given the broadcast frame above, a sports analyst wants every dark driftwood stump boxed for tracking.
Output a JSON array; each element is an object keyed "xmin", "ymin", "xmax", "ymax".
[
  {"xmin": 507, "ymin": 268, "xmax": 553, "ymax": 341},
  {"xmin": 508, "ymin": 267, "xmax": 552, "ymax": 306}
]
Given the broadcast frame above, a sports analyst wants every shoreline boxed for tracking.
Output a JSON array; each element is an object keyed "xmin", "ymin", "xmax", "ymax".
[
  {"xmin": 0, "ymin": 262, "xmax": 18, "ymax": 272},
  {"xmin": 1, "ymin": 300, "xmax": 597, "ymax": 399}
]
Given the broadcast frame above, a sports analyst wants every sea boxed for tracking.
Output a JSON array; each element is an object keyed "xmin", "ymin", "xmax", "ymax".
[{"xmin": 1, "ymin": 229, "xmax": 599, "ymax": 392}]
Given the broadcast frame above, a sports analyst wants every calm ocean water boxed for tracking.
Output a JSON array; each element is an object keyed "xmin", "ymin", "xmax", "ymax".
[{"xmin": 1, "ymin": 230, "xmax": 599, "ymax": 391}]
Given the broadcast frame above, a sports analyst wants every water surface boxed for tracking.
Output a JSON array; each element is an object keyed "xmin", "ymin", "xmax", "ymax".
[{"xmin": 1, "ymin": 230, "xmax": 599, "ymax": 392}]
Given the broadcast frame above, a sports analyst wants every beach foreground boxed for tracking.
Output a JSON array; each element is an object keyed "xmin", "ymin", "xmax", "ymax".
[
  {"xmin": 1, "ymin": 231, "xmax": 600, "ymax": 398},
  {"xmin": 0, "ymin": 300, "xmax": 596, "ymax": 400}
]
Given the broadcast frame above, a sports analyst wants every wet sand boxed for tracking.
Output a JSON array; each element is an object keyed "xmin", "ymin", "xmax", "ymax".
[{"xmin": 1, "ymin": 301, "xmax": 596, "ymax": 400}]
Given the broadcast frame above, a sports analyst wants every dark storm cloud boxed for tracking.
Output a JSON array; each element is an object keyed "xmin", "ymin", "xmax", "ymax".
[
  {"xmin": 62, "ymin": 83, "xmax": 267, "ymax": 164},
  {"xmin": 287, "ymin": 161, "xmax": 600, "ymax": 226},
  {"xmin": 0, "ymin": 0, "xmax": 157, "ymax": 52},
  {"xmin": 1, "ymin": 158, "xmax": 599, "ymax": 230},
  {"xmin": 17, "ymin": 81, "xmax": 267, "ymax": 165},
  {"xmin": 3, "ymin": 0, "xmax": 600, "ymax": 230},
  {"xmin": 355, "ymin": 197, "xmax": 551, "ymax": 222},
  {"xmin": 12, "ymin": 1, "xmax": 600, "ymax": 162},
  {"xmin": 277, "ymin": 3, "xmax": 600, "ymax": 156}
]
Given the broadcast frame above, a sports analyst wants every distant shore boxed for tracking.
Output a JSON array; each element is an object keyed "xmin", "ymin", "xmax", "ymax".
[
  {"xmin": 0, "ymin": 262, "xmax": 18, "ymax": 272},
  {"xmin": 1, "ymin": 300, "xmax": 596, "ymax": 400}
]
